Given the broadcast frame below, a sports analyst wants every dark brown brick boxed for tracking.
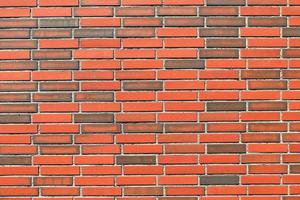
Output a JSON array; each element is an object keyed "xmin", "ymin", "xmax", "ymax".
[
  {"xmin": 124, "ymin": 123, "xmax": 163, "ymax": 133},
  {"xmin": 75, "ymin": 114, "xmax": 114, "ymax": 123},
  {"xmin": 242, "ymin": 70, "xmax": 280, "ymax": 79},
  {"xmin": 199, "ymin": 28, "xmax": 239, "ymax": 37},
  {"xmin": 0, "ymin": 83, "xmax": 37, "ymax": 92},
  {"xmin": 0, "ymin": 156, "xmax": 31, "ymax": 165},
  {"xmin": 0, "ymin": 30, "xmax": 30, "ymax": 39},
  {"xmin": 116, "ymin": 7, "xmax": 155, "ymax": 16},
  {"xmin": 33, "ymin": 93, "xmax": 72, "ymax": 102},
  {"xmin": 75, "ymin": 92, "xmax": 114, "ymax": 102},
  {"xmin": 40, "ymin": 82, "xmax": 79, "ymax": 91},
  {"xmin": 123, "ymin": 81, "xmax": 163, "ymax": 91},
  {"xmin": 0, "ymin": 115, "xmax": 31, "ymax": 124},
  {"xmin": 33, "ymin": 50, "xmax": 71, "ymax": 60},
  {"xmin": 165, "ymin": 123, "xmax": 204, "ymax": 133},
  {"xmin": 199, "ymin": 49, "xmax": 239, "ymax": 58},
  {"xmin": 39, "ymin": 19, "xmax": 78, "ymax": 28},
  {"xmin": 283, "ymin": 28, "xmax": 300, "ymax": 37},
  {"xmin": 165, "ymin": 18, "xmax": 204, "ymax": 27},
  {"xmin": 0, "ymin": 104, "xmax": 37, "ymax": 113},
  {"xmin": 158, "ymin": 7, "xmax": 197, "ymax": 16},
  {"xmin": 74, "ymin": 29, "xmax": 113, "ymax": 38},
  {"xmin": 207, "ymin": 144, "xmax": 246, "ymax": 154},
  {"xmin": 0, "ymin": 94, "xmax": 31, "ymax": 102},
  {"xmin": 207, "ymin": 102, "xmax": 246, "ymax": 111},
  {"xmin": 248, "ymin": 80, "xmax": 287, "ymax": 90},
  {"xmin": 33, "ymin": 29, "xmax": 72, "ymax": 38},
  {"xmin": 283, "ymin": 49, "xmax": 300, "ymax": 58},
  {"xmin": 0, "ymin": 61, "xmax": 37, "ymax": 70},
  {"xmin": 0, "ymin": 19, "xmax": 37, "ymax": 28},
  {"xmin": 124, "ymin": 187, "xmax": 163, "ymax": 196},
  {"xmin": 248, "ymin": 18, "xmax": 287, "ymax": 27},
  {"xmin": 0, "ymin": 40, "xmax": 37, "ymax": 49},
  {"xmin": 199, "ymin": 7, "xmax": 238, "ymax": 16},
  {"xmin": 165, "ymin": 60, "xmax": 204, "ymax": 69},
  {"xmin": 117, "ymin": 28, "xmax": 155, "ymax": 38},
  {"xmin": 82, "ymin": 124, "xmax": 121, "ymax": 133},
  {"xmin": 207, "ymin": 18, "xmax": 245, "ymax": 27},
  {"xmin": 249, "ymin": 102, "xmax": 287, "ymax": 111},
  {"xmin": 40, "ymin": 61, "xmax": 79, "ymax": 70},
  {"xmin": 290, "ymin": 165, "xmax": 300, "ymax": 173},
  {"xmin": 200, "ymin": 176, "xmax": 239, "ymax": 185},
  {"xmin": 207, "ymin": 39, "xmax": 246, "ymax": 48},
  {"xmin": 117, "ymin": 156, "xmax": 156, "ymax": 165}
]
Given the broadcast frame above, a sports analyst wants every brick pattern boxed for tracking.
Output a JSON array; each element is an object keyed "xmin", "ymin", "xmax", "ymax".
[{"xmin": 0, "ymin": 0, "xmax": 300, "ymax": 199}]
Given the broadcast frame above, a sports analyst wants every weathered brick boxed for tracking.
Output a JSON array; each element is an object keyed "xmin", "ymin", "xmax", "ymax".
[
  {"xmin": 200, "ymin": 176, "xmax": 239, "ymax": 185},
  {"xmin": 117, "ymin": 156, "xmax": 156, "ymax": 165},
  {"xmin": 207, "ymin": 144, "xmax": 246, "ymax": 154}
]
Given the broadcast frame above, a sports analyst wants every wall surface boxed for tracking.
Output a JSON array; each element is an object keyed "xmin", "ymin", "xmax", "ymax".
[{"xmin": 0, "ymin": 0, "xmax": 300, "ymax": 199}]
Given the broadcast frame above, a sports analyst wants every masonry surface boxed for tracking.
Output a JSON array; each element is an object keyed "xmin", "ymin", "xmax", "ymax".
[{"xmin": 0, "ymin": 0, "xmax": 300, "ymax": 199}]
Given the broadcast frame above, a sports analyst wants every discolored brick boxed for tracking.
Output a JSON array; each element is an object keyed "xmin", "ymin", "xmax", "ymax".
[
  {"xmin": 207, "ymin": 18, "xmax": 245, "ymax": 27},
  {"xmin": 249, "ymin": 102, "xmax": 287, "ymax": 111},
  {"xmin": 33, "ymin": 93, "xmax": 72, "ymax": 102},
  {"xmin": 207, "ymin": 102, "xmax": 246, "ymax": 111},
  {"xmin": 290, "ymin": 165, "xmax": 300, "ymax": 173},
  {"xmin": 0, "ymin": 83, "xmax": 37, "ymax": 92},
  {"xmin": 0, "ymin": 115, "xmax": 31, "ymax": 124},
  {"xmin": 117, "ymin": 156, "xmax": 156, "ymax": 165},
  {"xmin": 0, "ymin": 104, "xmax": 37, "ymax": 113},
  {"xmin": 207, "ymin": 39, "xmax": 246, "ymax": 48},
  {"xmin": 0, "ymin": 19, "xmax": 37, "ymax": 28},
  {"xmin": 124, "ymin": 187, "xmax": 163, "ymax": 196},
  {"xmin": 124, "ymin": 123, "xmax": 163, "ymax": 133},
  {"xmin": 165, "ymin": 60, "xmax": 204, "ymax": 69},
  {"xmin": 248, "ymin": 17, "xmax": 287, "ymax": 27},
  {"xmin": 40, "ymin": 82, "xmax": 79, "ymax": 91},
  {"xmin": 206, "ymin": 0, "xmax": 246, "ymax": 5},
  {"xmin": 283, "ymin": 28, "xmax": 300, "ymax": 37},
  {"xmin": 199, "ymin": 49, "xmax": 239, "ymax": 58},
  {"xmin": 158, "ymin": 7, "xmax": 197, "ymax": 16},
  {"xmin": 75, "ymin": 92, "xmax": 114, "ymax": 102},
  {"xmin": 0, "ymin": 94, "xmax": 31, "ymax": 102},
  {"xmin": 242, "ymin": 70, "xmax": 280, "ymax": 79},
  {"xmin": 32, "ymin": 29, "xmax": 72, "ymax": 38},
  {"xmin": 165, "ymin": 123, "xmax": 204, "ymax": 133},
  {"xmin": 200, "ymin": 176, "xmax": 239, "ymax": 185},
  {"xmin": 117, "ymin": 28, "xmax": 155, "ymax": 37},
  {"xmin": 32, "ymin": 50, "xmax": 71, "ymax": 60},
  {"xmin": 39, "ymin": 19, "xmax": 78, "ymax": 28},
  {"xmin": 74, "ymin": 114, "xmax": 114, "ymax": 123},
  {"xmin": 207, "ymin": 144, "xmax": 246, "ymax": 154},
  {"xmin": 199, "ymin": 28, "xmax": 239, "ymax": 37},
  {"xmin": 74, "ymin": 29, "xmax": 114, "ymax": 38},
  {"xmin": 123, "ymin": 81, "xmax": 163, "ymax": 91},
  {"xmin": 0, "ymin": 156, "xmax": 31, "ymax": 165},
  {"xmin": 165, "ymin": 18, "xmax": 204, "ymax": 27},
  {"xmin": 199, "ymin": 7, "xmax": 238, "ymax": 16},
  {"xmin": 0, "ymin": 61, "xmax": 37, "ymax": 70},
  {"xmin": 40, "ymin": 61, "xmax": 78, "ymax": 70}
]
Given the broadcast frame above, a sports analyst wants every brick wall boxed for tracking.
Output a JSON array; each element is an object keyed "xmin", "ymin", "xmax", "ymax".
[{"xmin": 0, "ymin": 0, "xmax": 299, "ymax": 199}]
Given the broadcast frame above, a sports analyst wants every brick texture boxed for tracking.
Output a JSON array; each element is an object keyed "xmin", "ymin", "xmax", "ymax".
[{"xmin": 0, "ymin": 0, "xmax": 299, "ymax": 199}]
